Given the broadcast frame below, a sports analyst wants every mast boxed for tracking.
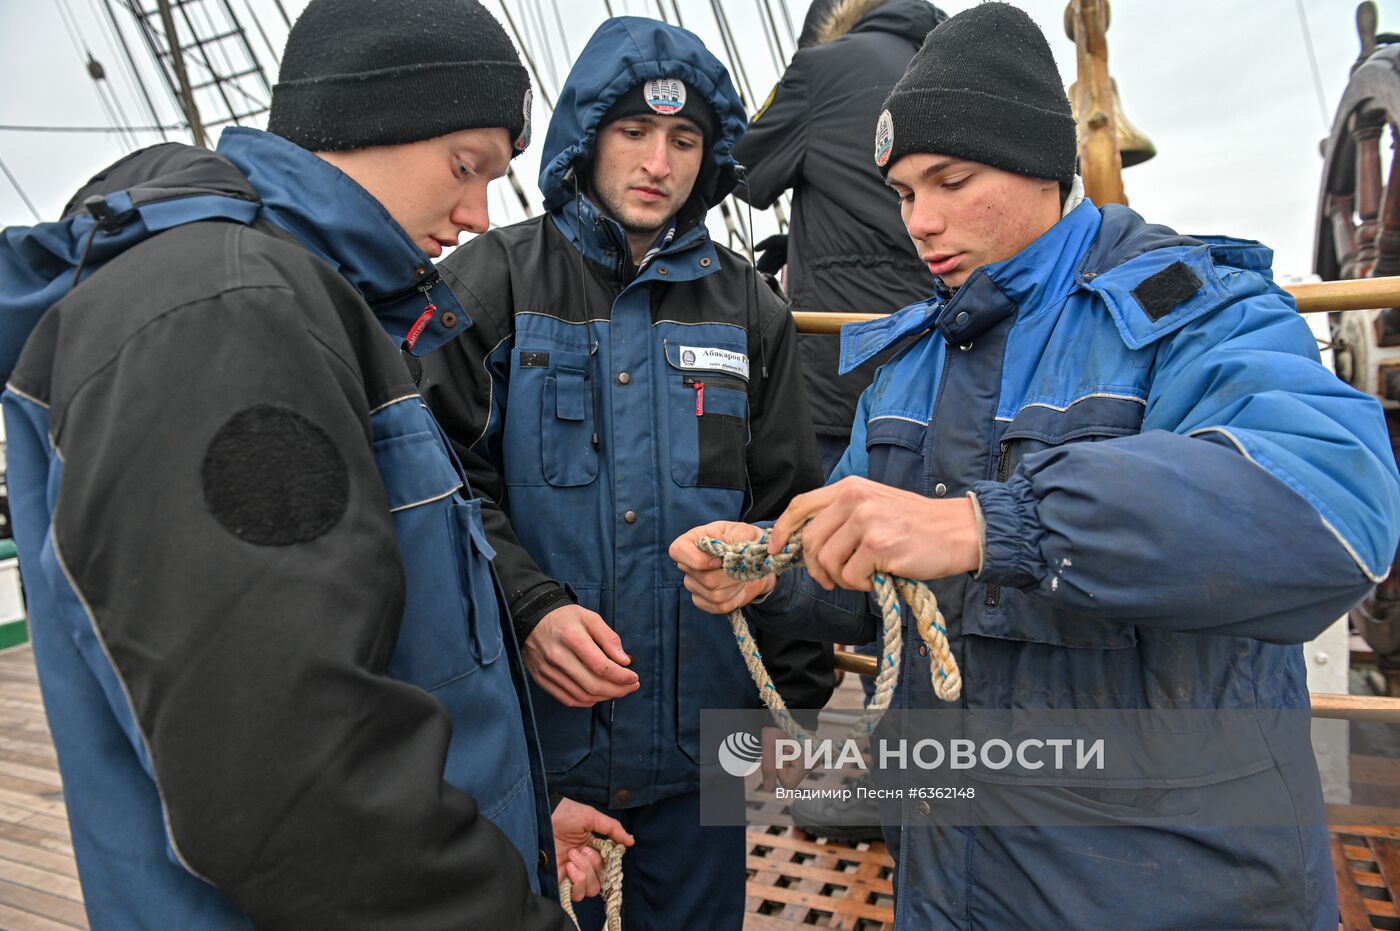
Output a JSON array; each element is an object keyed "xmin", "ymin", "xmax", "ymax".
[
  {"xmin": 154, "ymin": 0, "xmax": 207, "ymax": 147},
  {"xmin": 1066, "ymin": 0, "xmax": 1125, "ymax": 205}
]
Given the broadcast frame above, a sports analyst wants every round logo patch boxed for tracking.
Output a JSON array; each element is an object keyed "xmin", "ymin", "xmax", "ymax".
[
  {"xmin": 875, "ymin": 109, "xmax": 894, "ymax": 167},
  {"xmin": 515, "ymin": 86, "xmax": 533, "ymax": 152},
  {"xmin": 681, "ymin": 349, "xmax": 697, "ymax": 366},
  {"xmin": 645, "ymin": 77, "xmax": 687, "ymax": 115}
]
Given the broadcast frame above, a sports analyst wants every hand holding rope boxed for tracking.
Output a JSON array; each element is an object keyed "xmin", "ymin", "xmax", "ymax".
[
  {"xmin": 559, "ymin": 836, "xmax": 625, "ymax": 931},
  {"xmin": 695, "ymin": 526, "xmax": 961, "ymax": 742}
]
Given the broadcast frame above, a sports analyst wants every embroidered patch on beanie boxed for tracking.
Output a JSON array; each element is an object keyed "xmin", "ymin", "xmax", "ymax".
[
  {"xmin": 875, "ymin": 109, "xmax": 894, "ymax": 168},
  {"xmin": 644, "ymin": 77, "xmax": 688, "ymax": 115},
  {"xmin": 516, "ymin": 87, "xmax": 533, "ymax": 152}
]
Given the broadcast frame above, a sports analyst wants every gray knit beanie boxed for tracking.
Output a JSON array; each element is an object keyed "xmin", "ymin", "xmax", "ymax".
[{"xmin": 875, "ymin": 1, "xmax": 1076, "ymax": 184}]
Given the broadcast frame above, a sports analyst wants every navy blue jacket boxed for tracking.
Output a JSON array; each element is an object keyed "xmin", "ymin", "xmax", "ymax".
[
  {"xmin": 420, "ymin": 18, "xmax": 834, "ymax": 809},
  {"xmin": 751, "ymin": 201, "xmax": 1400, "ymax": 929},
  {"xmin": 0, "ymin": 131, "xmax": 569, "ymax": 929}
]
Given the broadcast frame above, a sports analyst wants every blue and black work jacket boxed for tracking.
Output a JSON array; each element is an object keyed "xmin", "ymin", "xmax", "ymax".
[
  {"xmin": 420, "ymin": 17, "xmax": 833, "ymax": 809},
  {"xmin": 749, "ymin": 200, "xmax": 1400, "ymax": 930},
  {"xmin": 0, "ymin": 130, "xmax": 570, "ymax": 929}
]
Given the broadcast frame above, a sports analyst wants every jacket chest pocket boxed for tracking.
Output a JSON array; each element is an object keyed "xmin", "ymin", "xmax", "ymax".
[
  {"xmin": 992, "ymin": 395, "xmax": 1146, "ymax": 483},
  {"xmin": 664, "ymin": 342, "xmax": 749, "ymax": 490},
  {"xmin": 972, "ymin": 396, "xmax": 1146, "ymax": 651},
  {"xmin": 864, "ymin": 418, "xmax": 927, "ymax": 493},
  {"xmin": 505, "ymin": 348, "xmax": 599, "ymax": 487},
  {"xmin": 372, "ymin": 416, "xmax": 506, "ymax": 688}
]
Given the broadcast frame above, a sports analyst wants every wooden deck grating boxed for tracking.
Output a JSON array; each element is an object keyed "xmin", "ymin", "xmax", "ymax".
[{"xmin": 0, "ymin": 644, "xmax": 1396, "ymax": 929}]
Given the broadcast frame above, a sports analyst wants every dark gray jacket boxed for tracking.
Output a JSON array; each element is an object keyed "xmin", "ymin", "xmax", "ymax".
[{"xmin": 734, "ymin": 0, "xmax": 944, "ymax": 437}]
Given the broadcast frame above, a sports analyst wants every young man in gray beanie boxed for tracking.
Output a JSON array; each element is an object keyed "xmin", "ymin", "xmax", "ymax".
[
  {"xmin": 0, "ymin": 0, "xmax": 630, "ymax": 926},
  {"xmin": 674, "ymin": 3, "xmax": 1400, "ymax": 928}
]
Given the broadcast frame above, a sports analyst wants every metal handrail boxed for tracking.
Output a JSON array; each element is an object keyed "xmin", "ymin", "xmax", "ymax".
[{"xmin": 791, "ymin": 275, "xmax": 1400, "ymax": 335}]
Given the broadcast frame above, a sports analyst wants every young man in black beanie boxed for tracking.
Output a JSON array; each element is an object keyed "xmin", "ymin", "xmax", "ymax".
[
  {"xmin": 0, "ymin": 0, "xmax": 631, "ymax": 926},
  {"xmin": 674, "ymin": 3, "xmax": 1400, "ymax": 929},
  {"xmin": 420, "ymin": 15, "xmax": 834, "ymax": 929}
]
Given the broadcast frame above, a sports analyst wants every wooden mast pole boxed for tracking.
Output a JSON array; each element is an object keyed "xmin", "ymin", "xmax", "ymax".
[
  {"xmin": 1067, "ymin": 0, "xmax": 1126, "ymax": 205},
  {"xmin": 156, "ymin": 0, "xmax": 208, "ymax": 148}
]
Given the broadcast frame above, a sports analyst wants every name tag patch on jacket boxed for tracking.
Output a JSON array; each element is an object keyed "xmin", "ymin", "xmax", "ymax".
[{"xmin": 677, "ymin": 346, "xmax": 749, "ymax": 379}]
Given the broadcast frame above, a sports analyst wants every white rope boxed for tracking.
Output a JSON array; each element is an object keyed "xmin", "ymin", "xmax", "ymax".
[
  {"xmin": 560, "ymin": 836, "xmax": 625, "ymax": 931},
  {"xmin": 695, "ymin": 527, "xmax": 961, "ymax": 742}
]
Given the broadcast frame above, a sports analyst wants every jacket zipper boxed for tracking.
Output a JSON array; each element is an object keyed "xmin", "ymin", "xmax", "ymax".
[
  {"xmin": 985, "ymin": 440, "xmax": 1011, "ymax": 608},
  {"xmin": 370, "ymin": 269, "xmax": 441, "ymax": 307},
  {"xmin": 683, "ymin": 374, "xmax": 745, "ymax": 416},
  {"xmin": 682, "ymin": 374, "xmax": 744, "ymax": 392}
]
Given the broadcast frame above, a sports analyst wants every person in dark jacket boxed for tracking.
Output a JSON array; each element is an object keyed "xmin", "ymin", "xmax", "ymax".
[
  {"xmin": 419, "ymin": 16, "xmax": 834, "ymax": 930},
  {"xmin": 674, "ymin": 4, "xmax": 1400, "ymax": 928},
  {"xmin": 0, "ymin": 1, "xmax": 630, "ymax": 927},
  {"xmin": 734, "ymin": 0, "xmax": 945, "ymax": 473},
  {"xmin": 733, "ymin": 0, "xmax": 945, "ymax": 842}
]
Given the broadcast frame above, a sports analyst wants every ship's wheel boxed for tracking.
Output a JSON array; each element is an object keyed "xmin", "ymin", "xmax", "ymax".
[{"xmin": 1314, "ymin": 3, "xmax": 1400, "ymax": 695}]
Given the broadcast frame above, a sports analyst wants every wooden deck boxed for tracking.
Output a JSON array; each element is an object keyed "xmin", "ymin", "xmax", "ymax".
[
  {"xmin": 0, "ymin": 644, "xmax": 1396, "ymax": 929},
  {"xmin": 0, "ymin": 645, "xmax": 83, "ymax": 931}
]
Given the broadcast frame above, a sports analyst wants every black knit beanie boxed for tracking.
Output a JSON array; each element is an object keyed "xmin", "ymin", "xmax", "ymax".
[
  {"xmin": 599, "ymin": 78, "xmax": 720, "ymax": 143},
  {"xmin": 875, "ymin": 1, "xmax": 1076, "ymax": 184},
  {"xmin": 268, "ymin": 0, "xmax": 533, "ymax": 156}
]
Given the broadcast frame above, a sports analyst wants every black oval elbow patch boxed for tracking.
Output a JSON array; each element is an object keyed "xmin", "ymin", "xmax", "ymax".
[{"xmin": 201, "ymin": 405, "xmax": 350, "ymax": 546}]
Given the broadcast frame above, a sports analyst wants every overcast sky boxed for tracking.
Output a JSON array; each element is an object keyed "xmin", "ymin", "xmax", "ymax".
[{"xmin": 1, "ymin": 0, "xmax": 1395, "ymax": 277}]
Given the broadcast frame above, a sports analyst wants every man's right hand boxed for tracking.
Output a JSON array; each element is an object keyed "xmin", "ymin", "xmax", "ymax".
[
  {"xmin": 669, "ymin": 521, "xmax": 778, "ymax": 615},
  {"xmin": 524, "ymin": 605, "xmax": 639, "ymax": 707}
]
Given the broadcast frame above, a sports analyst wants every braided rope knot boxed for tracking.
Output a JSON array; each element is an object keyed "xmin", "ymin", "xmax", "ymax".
[
  {"xmin": 701, "ymin": 530, "xmax": 805, "ymax": 581},
  {"xmin": 560, "ymin": 837, "xmax": 625, "ymax": 931},
  {"xmin": 696, "ymin": 527, "xmax": 961, "ymax": 743}
]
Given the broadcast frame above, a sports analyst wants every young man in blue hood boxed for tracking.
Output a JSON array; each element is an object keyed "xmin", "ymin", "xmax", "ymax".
[
  {"xmin": 420, "ymin": 16, "xmax": 834, "ymax": 929},
  {"xmin": 0, "ymin": 0, "xmax": 630, "ymax": 927},
  {"xmin": 673, "ymin": 4, "xmax": 1400, "ymax": 929}
]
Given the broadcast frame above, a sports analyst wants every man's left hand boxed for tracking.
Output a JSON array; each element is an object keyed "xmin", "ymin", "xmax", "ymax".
[
  {"xmin": 760, "ymin": 725, "xmax": 811, "ymax": 792},
  {"xmin": 551, "ymin": 798, "xmax": 635, "ymax": 901},
  {"xmin": 768, "ymin": 476, "xmax": 981, "ymax": 590}
]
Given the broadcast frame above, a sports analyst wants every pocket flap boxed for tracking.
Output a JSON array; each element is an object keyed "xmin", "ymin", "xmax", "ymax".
[
  {"xmin": 553, "ymin": 368, "xmax": 587, "ymax": 422},
  {"xmin": 1000, "ymin": 395, "xmax": 1145, "ymax": 445},
  {"xmin": 373, "ymin": 431, "xmax": 462, "ymax": 511},
  {"xmin": 965, "ymin": 588, "xmax": 1137, "ymax": 650},
  {"xmin": 460, "ymin": 497, "xmax": 497, "ymax": 560},
  {"xmin": 865, "ymin": 417, "xmax": 927, "ymax": 452}
]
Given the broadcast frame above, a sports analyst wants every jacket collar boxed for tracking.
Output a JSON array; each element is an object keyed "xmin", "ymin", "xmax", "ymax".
[
  {"xmin": 548, "ymin": 188, "xmax": 720, "ymax": 285},
  {"xmin": 841, "ymin": 201, "xmax": 1104, "ymax": 371},
  {"xmin": 216, "ymin": 127, "xmax": 469, "ymax": 356}
]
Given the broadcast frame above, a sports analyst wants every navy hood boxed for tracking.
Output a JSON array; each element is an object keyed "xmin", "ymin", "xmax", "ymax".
[
  {"xmin": 0, "ymin": 144, "xmax": 261, "ymax": 383},
  {"xmin": 538, "ymin": 16, "xmax": 746, "ymax": 212}
]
